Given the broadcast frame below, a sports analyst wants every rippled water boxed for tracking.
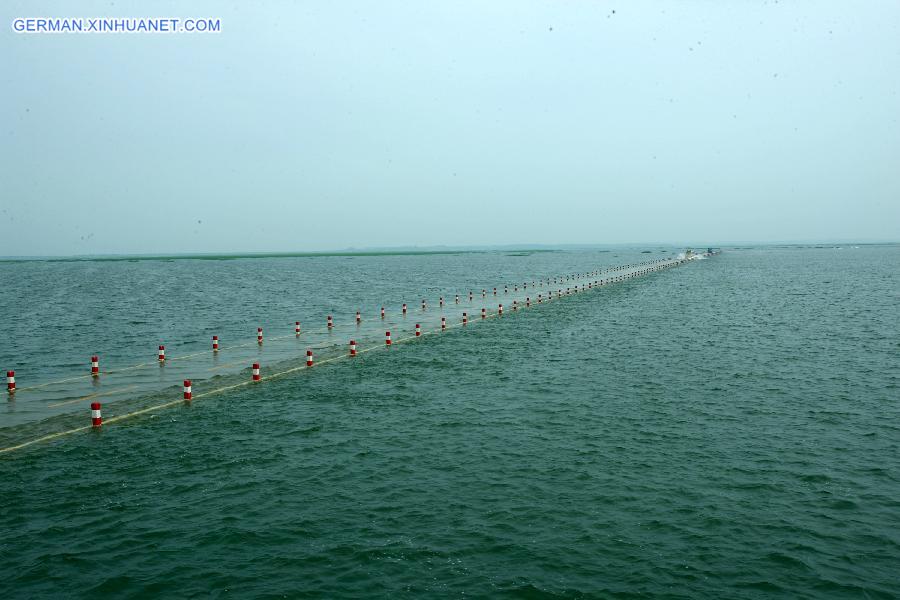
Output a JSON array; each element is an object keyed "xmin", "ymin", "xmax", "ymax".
[
  {"xmin": 1, "ymin": 245, "xmax": 898, "ymax": 598},
  {"xmin": 0, "ymin": 249, "xmax": 669, "ymax": 436}
]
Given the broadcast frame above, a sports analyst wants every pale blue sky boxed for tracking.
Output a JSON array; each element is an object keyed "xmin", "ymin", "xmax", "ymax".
[{"xmin": 2, "ymin": 1, "xmax": 898, "ymax": 256}]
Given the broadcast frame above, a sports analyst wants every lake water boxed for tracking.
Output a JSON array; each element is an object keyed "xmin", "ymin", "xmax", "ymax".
[{"xmin": 1, "ymin": 245, "xmax": 898, "ymax": 598}]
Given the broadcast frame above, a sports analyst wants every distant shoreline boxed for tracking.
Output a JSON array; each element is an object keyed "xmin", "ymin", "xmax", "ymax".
[
  {"xmin": 0, "ymin": 241, "xmax": 897, "ymax": 263},
  {"xmin": 0, "ymin": 248, "xmax": 565, "ymax": 263}
]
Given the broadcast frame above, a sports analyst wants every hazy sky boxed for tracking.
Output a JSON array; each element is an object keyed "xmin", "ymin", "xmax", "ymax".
[{"xmin": 2, "ymin": 1, "xmax": 898, "ymax": 256}]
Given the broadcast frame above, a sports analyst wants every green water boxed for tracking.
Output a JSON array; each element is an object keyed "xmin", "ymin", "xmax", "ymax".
[{"xmin": 1, "ymin": 246, "xmax": 898, "ymax": 598}]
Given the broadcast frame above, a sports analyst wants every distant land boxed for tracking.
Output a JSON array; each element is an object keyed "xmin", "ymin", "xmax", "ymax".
[{"xmin": 0, "ymin": 241, "xmax": 896, "ymax": 262}]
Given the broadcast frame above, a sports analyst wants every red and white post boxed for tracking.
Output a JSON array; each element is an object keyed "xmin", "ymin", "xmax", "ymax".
[
  {"xmin": 6, "ymin": 370, "xmax": 14, "ymax": 394},
  {"xmin": 327, "ymin": 315, "xmax": 333, "ymax": 329},
  {"xmin": 481, "ymin": 308, "xmax": 487, "ymax": 319},
  {"xmin": 381, "ymin": 307, "xmax": 386, "ymax": 319},
  {"xmin": 295, "ymin": 321, "xmax": 301, "ymax": 335},
  {"xmin": 463, "ymin": 312, "xmax": 468, "ymax": 325},
  {"xmin": 421, "ymin": 299, "xmax": 426, "ymax": 310},
  {"xmin": 441, "ymin": 316, "xmax": 446, "ymax": 330},
  {"xmin": 91, "ymin": 355, "xmax": 99, "ymax": 377},
  {"xmin": 415, "ymin": 323, "xmax": 421, "ymax": 336},
  {"xmin": 306, "ymin": 350, "xmax": 313, "ymax": 366},
  {"xmin": 158, "ymin": 345, "xmax": 166, "ymax": 362},
  {"xmin": 402, "ymin": 303, "xmax": 407, "ymax": 315},
  {"xmin": 91, "ymin": 402, "xmax": 102, "ymax": 427},
  {"xmin": 440, "ymin": 296, "xmax": 444, "ymax": 307},
  {"xmin": 257, "ymin": 328, "xmax": 263, "ymax": 344},
  {"xmin": 212, "ymin": 335, "xmax": 219, "ymax": 351},
  {"xmin": 252, "ymin": 362, "xmax": 261, "ymax": 380},
  {"xmin": 385, "ymin": 331, "xmax": 392, "ymax": 346},
  {"xmin": 498, "ymin": 304, "xmax": 503, "ymax": 315},
  {"xmin": 356, "ymin": 311, "xmax": 361, "ymax": 324},
  {"xmin": 350, "ymin": 340, "xmax": 357, "ymax": 356},
  {"xmin": 183, "ymin": 380, "xmax": 192, "ymax": 401}
]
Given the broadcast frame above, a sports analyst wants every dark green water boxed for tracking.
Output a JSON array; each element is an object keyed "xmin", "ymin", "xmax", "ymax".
[{"xmin": 1, "ymin": 246, "xmax": 898, "ymax": 598}]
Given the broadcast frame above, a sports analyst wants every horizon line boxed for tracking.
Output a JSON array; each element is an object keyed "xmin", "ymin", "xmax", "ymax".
[{"xmin": 1, "ymin": 239, "xmax": 898, "ymax": 262}]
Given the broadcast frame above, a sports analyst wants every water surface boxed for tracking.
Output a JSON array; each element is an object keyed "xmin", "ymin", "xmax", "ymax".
[{"xmin": 1, "ymin": 245, "xmax": 898, "ymax": 598}]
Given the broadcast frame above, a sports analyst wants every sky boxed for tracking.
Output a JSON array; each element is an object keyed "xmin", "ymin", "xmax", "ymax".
[{"xmin": 1, "ymin": 0, "xmax": 898, "ymax": 256}]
